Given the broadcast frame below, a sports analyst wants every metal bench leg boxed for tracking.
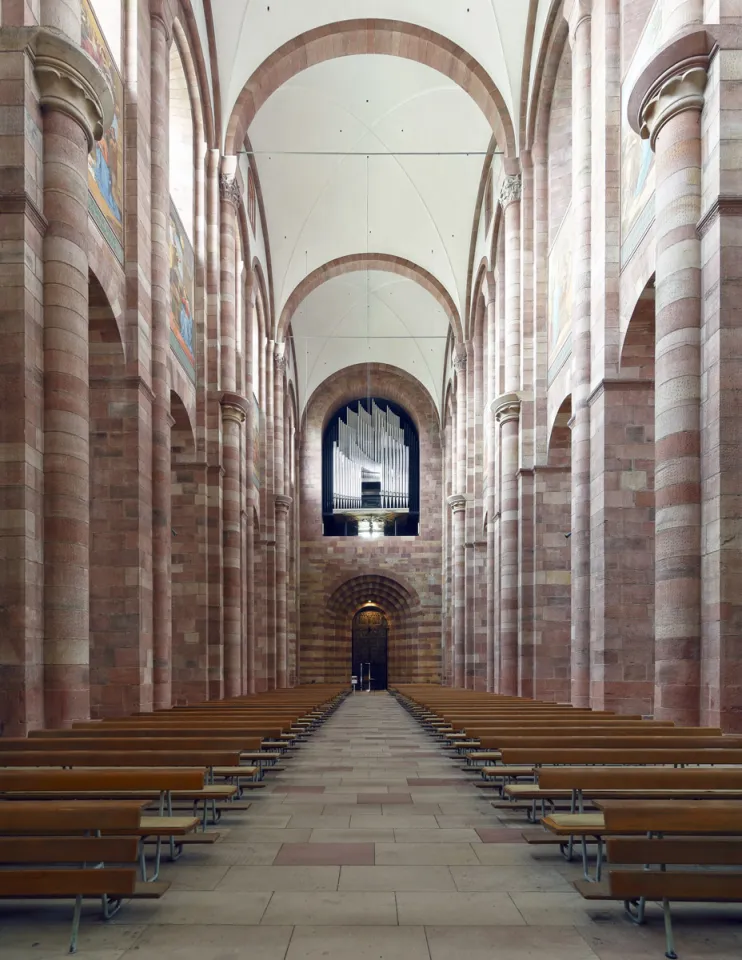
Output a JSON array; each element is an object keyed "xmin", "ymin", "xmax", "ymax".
[
  {"xmin": 101, "ymin": 895, "xmax": 123, "ymax": 921},
  {"xmin": 69, "ymin": 895, "xmax": 83, "ymax": 954},
  {"xmin": 624, "ymin": 897, "xmax": 646, "ymax": 925},
  {"xmin": 663, "ymin": 900, "xmax": 678, "ymax": 960}
]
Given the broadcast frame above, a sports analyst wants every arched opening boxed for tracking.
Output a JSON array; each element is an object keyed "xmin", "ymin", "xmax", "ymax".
[{"xmin": 352, "ymin": 606, "xmax": 389, "ymax": 691}]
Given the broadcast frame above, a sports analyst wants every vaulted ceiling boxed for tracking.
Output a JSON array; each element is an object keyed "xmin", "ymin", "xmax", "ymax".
[{"xmin": 208, "ymin": 0, "xmax": 550, "ymax": 411}]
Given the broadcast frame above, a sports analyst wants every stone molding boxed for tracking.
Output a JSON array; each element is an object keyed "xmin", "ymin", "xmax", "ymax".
[
  {"xmin": 492, "ymin": 392, "xmax": 521, "ymax": 424},
  {"xmin": 499, "ymin": 174, "xmax": 522, "ymax": 211},
  {"xmin": 274, "ymin": 341, "xmax": 288, "ymax": 373},
  {"xmin": 220, "ymin": 391, "xmax": 249, "ymax": 424},
  {"xmin": 447, "ymin": 494, "xmax": 467, "ymax": 514},
  {"xmin": 275, "ymin": 494, "xmax": 293, "ymax": 515},
  {"xmin": 697, "ymin": 196, "xmax": 742, "ymax": 239},
  {"xmin": 26, "ymin": 28, "xmax": 114, "ymax": 152},
  {"xmin": 150, "ymin": 10, "xmax": 171, "ymax": 43},
  {"xmin": 587, "ymin": 377, "xmax": 653, "ymax": 407},
  {"xmin": 89, "ymin": 374, "xmax": 156, "ymax": 404},
  {"xmin": 484, "ymin": 272, "xmax": 497, "ymax": 306},
  {"xmin": 0, "ymin": 192, "xmax": 48, "ymax": 237},
  {"xmin": 219, "ymin": 174, "xmax": 242, "ymax": 210},
  {"xmin": 627, "ymin": 29, "xmax": 715, "ymax": 150}
]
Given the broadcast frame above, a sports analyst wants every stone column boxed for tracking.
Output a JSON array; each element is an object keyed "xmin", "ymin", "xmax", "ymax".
[
  {"xmin": 565, "ymin": 0, "xmax": 592, "ymax": 707},
  {"xmin": 219, "ymin": 162, "xmax": 244, "ymax": 697},
  {"xmin": 452, "ymin": 344, "xmax": 468, "ymax": 687},
  {"xmin": 630, "ymin": 41, "xmax": 708, "ymax": 724},
  {"xmin": 36, "ymin": 31, "xmax": 112, "ymax": 727},
  {"xmin": 497, "ymin": 172, "xmax": 522, "ymax": 696},
  {"xmin": 275, "ymin": 492, "xmax": 292, "ymax": 689},
  {"xmin": 496, "ymin": 395, "xmax": 521, "ymax": 695},
  {"xmin": 244, "ymin": 278, "xmax": 257, "ymax": 694},
  {"xmin": 484, "ymin": 275, "xmax": 497, "ymax": 692},
  {"xmin": 150, "ymin": 11, "xmax": 172, "ymax": 710},
  {"xmin": 273, "ymin": 346, "xmax": 288, "ymax": 687}
]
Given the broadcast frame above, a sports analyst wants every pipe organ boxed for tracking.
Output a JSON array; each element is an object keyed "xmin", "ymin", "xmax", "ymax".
[{"xmin": 332, "ymin": 400, "xmax": 410, "ymax": 512}]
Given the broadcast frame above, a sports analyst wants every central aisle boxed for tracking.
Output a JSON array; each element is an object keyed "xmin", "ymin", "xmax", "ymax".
[{"xmin": 7, "ymin": 693, "xmax": 740, "ymax": 958}]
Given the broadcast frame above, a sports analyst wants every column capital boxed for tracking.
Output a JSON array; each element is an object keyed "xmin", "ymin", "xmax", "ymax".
[
  {"xmin": 562, "ymin": 0, "xmax": 591, "ymax": 44},
  {"xmin": 492, "ymin": 392, "xmax": 521, "ymax": 423},
  {"xmin": 453, "ymin": 342, "xmax": 468, "ymax": 372},
  {"xmin": 220, "ymin": 391, "xmax": 249, "ymax": 423},
  {"xmin": 274, "ymin": 340, "xmax": 288, "ymax": 373},
  {"xmin": 150, "ymin": 9, "xmax": 171, "ymax": 43},
  {"xmin": 499, "ymin": 174, "xmax": 522, "ymax": 211},
  {"xmin": 447, "ymin": 494, "xmax": 467, "ymax": 514},
  {"xmin": 31, "ymin": 28, "xmax": 113, "ymax": 151},
  {"xmin": 219, "ymin": 175, "xmax": 242, "ymax": 210},
  {"xmin": 628, "ymin": 29, "xmax": 713, "ymax": 150},
  {"xmin": 275, "ymin": 494, "xmax": 293, "ymax": 515},
  {"xmin": 484, "ymin": 270, "xmax": 497, "ymax": 306}
]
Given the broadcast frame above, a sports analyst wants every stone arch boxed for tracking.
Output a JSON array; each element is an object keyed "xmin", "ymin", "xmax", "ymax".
[
  {"xmin": 527, "ymin": 0, "xmax": 569, "ymax": 151},
  {"xmin": 224, "ymin": 20, "xmax": 516, "ymax": 158},
  {"xmin": 278, "ymin": 253, "xmax": 463, "ymax": 344},
  {"xmin": 620, "ymin": 277, "xmax": 655, "ymax": 381},
  {"xmin": 325, "ymin": 573, "xmax": 422, "ymax": 686},
  {"xmin": 547, "ymin": 395, "xmax": 572, "ymax": 468}
]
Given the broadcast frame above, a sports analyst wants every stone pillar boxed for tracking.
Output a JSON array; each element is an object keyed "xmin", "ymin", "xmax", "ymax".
[
  {"xmin": 36, "ymin": 31, "xmax": 112, "ymax": 727},
  {"xmin": 219, "ymin": 162, "xmax": 244, "ymax": 697},
  {"xmin": 275, "ymin": 493, "xmax": 292, "ymax": 689},
  {"xmin": 484, "ymin": 275, "xmax": 497, "ymax": 692},
  {"xmin": 497, "ymin": 172, "xmax": 521, "ymax": 696},
  {"xmin": 448, "ymin": 494, "xmax": 467, "ymax": 688},
  {"xmin": 150, "ymin": 11, "xmax": 172, "ymax": 710},
  {"xmin": 496, "ymin": 395, "xmax": 521, "ymax": 695},
  {"xmin": 244, "ymin": 277, "xmax": 257, "ymax": 695},
  {"xmin": 630, "ymin": 39, "xmax": 708, "ymax": 724},
  {"xmin": 265, "ymin": 341, "xmax": 276, "ymax": 688},
  {"xmin": 452, "ymin": 344, "xmax": 468, "ymax": 687},
  {"xmin": 565, "ymin": 0, "xmax": 592, "ymax": 707}
]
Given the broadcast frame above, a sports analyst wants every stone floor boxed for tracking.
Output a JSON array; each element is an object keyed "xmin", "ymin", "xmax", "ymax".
[{"xmin": 2, "ymin": 692, "xmax": 742, "ymax": 958}]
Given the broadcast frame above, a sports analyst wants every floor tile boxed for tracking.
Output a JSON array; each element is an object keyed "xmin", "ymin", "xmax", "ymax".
[
  {"xmin": 261, "ymin": 892, "xmax": 398, "ymax": 926},
  {"xmin": 396, "ymin": 892, "xmax": 525, "ymax": 926},
  {"xmin": 217, "ymin": 865, "xmax": 339, "ymax": 891},
  {"xmin": 285, "ymin": 925, "xmax": 430, "ymax": 960},
  {"xmin": 339, "ymin": 865, "xmax": 455, "ymax": 891},
  {"xmin": 123, "ymin": 925, "xmax": 294, "ymax": 960},
  {"xmin": 274, "ymin": 843, "xmax": 375, "ymax": 866},
  {"xmin": 425, "ymin": 925, "xmax": 599, "ymax": 959}
]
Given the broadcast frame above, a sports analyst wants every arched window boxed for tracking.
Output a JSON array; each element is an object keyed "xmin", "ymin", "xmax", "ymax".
[{"xmin": 322, "ymin": 398, "xmax": 419, "ymax": 538}]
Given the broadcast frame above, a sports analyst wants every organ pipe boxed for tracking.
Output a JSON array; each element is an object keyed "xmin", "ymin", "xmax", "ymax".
[{"xmin": 332, "ymin": 400, "xmax": 409, "ymax": 511}]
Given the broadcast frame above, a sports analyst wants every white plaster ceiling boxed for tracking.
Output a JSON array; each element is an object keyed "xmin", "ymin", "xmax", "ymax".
[
  {"xmin": 213, "ymin": 0, "xmax": 533, "ymax": 148},
  {"xmin": 291, "ymin": 271, "xmax": 449, "ymax": 413},
  {"xmin": 206, "ymin": 0, "xmax": 548, "ymax": 409}
]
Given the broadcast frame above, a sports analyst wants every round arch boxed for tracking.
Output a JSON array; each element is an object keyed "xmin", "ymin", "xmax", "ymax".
[
  {"xmin": 224, "ymin": 19, "xmax": 516, "ymax": 157},
  {"xmin": 278, "ymin": 253, "xmax": 462, "ymax": 344}
]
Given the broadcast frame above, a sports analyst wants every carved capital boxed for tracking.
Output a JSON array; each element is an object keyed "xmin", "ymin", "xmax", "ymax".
[
  {"xmin": 447, "ymin": 494, "xmax": 467, "ymax": 515},
  {"xmin": 220, "ymin": 391, "xmax": 249, "ymax": 424},
  {"xmin": 219, "ymin": 174, "xmax": 242, "ymax": 210},
  {"xmin": 628, "ymin": 29, "xmax": 714, "ymax": 150},
  {"xmin": 275, "ymin": 494, "xmax": 293, "ymax": 516},
  {"xmin": 274, "ymin": 340, "xmax": 287, "ymax": 373},
  {"xmin": 453, "ymin": 342, "xmax": 468, "ymax": 373},
  {"xmin": 33, "ymin": 29, "xmax": 113, "ymax": 152},
  {"xmin": 484, "ymin": 271, "xmax": 497, "ymax": 306},
  {"xmin": 493, "ymin": 392, "xmax": 521, "ymax": 425},
  {"xmin": 639, "ymin": 65, "xmax": 707, "ymax": 150},
  {"xmin": 499, "ymin": 174, "xmax": 522, "ymax": 211}
]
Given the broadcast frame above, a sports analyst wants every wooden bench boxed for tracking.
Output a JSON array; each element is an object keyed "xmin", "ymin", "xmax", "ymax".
[
  {"xmin": 574, "ymin": 801, "xmax": 742, "ymax": 959},
  {"xmin": 0, "ymin": 800, "xmax": 155, "ymax": 952}
]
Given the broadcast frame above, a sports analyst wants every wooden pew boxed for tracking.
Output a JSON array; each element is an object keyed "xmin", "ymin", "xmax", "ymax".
[
  {"xmin": 577, "ymin": 800, "xmax": 742, "ymax": 959},
  {"xmin": 0, "ymin": 800, "xmax": 147, "ymax": 953}
]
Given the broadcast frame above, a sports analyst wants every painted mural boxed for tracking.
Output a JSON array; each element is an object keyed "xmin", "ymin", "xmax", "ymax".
[
  {"xmin": 169, "ymin": 200, "xmax": 196, "ymax": 381},
  {"xmin": 620, "ymin": 0, "xmax": 662, "ymax": 264},
  {"xmin": 548, "ymin": 207, "xmax": 573, "ymax": 381},
  {"xmin": 253, "ymin": 393, "xmax": 262, "ymax": 489},
  {"xmin": 82, "ymin": 0, "xmax": 124, "ymax": 261}
]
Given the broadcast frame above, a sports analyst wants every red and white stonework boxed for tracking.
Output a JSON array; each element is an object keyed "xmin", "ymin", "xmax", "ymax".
[{"xmin": 1, "ymin": 1, "xmax": 742, "ymax": 732}]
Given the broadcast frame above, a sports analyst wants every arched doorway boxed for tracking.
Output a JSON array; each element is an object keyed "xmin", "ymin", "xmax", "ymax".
[{"xmin": 352, "ymin": 607, "xmax": 388, "ymax": 690}]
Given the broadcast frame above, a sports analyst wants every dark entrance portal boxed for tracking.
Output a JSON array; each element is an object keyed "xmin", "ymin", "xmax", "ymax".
[{"xmin": 352, "ymin": 607, "xmax": 388, "ymax": 690}]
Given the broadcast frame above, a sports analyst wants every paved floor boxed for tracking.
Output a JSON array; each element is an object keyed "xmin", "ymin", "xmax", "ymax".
[{"xmin": 3, "ymin": 692, "xmax": 742, "ymax": 958}]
